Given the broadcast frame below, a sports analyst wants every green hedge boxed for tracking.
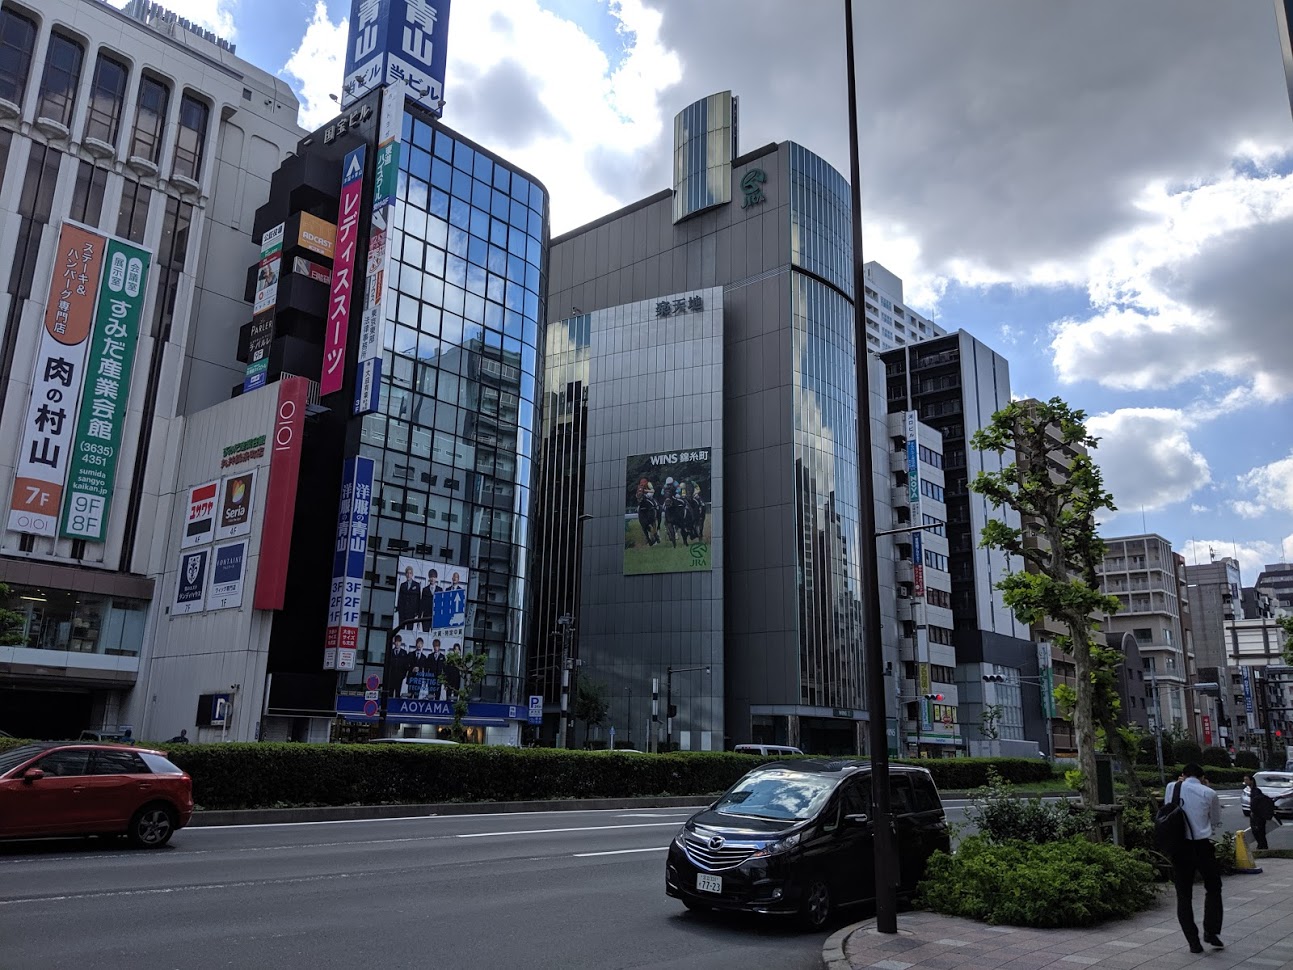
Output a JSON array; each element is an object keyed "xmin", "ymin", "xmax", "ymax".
[{"xmin": 0, "ymin": 738, "xmax": 1058, "ymax": 810}]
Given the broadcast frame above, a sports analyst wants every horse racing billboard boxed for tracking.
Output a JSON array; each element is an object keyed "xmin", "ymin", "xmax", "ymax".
[{"xmin": 624, "ymin": 448, "xmax": 712, "ymax": 575}]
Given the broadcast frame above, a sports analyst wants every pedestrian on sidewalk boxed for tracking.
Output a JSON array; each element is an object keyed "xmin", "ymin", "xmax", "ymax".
[
  {"xmin": 1245, "ymin": 774, "xmax": 1276, "ymax": 851},
  {"xmin": 1164, "ymin": 763, "xmax": 1224, "ymax": 954}
]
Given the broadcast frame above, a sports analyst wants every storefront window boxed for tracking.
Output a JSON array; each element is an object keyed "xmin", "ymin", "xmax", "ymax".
[{"xmin": 2, "ymin": 586, "xmax": 147, "ymax": 655}]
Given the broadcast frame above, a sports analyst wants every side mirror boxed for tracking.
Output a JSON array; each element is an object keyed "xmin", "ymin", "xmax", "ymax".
[
  {"xmin": 843, "ymin": 812, "xmax": 870, "ymax": 827},
  {"xmin": 22, "ymin": 768, "xmax": 45, "ymax": 784}
]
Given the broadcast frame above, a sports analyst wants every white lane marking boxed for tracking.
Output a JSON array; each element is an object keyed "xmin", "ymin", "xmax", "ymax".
[
  {"xmin": 188, "ymin": 806, "xmax": 709, "ymax": 831},
  {"xmin": 458, "ymin": 822, "xmax": 680, "ymax": 839},
  {"xmin": 574, "ymin": 846, "xmax": 669, "ymax": 858},
  {"xmin": 0, "ymin": 871, "xmax": 353, "ymax": 907},
  {"xmin": 615, "ymin": 813, "xmax": 691, "ymax": 818}
]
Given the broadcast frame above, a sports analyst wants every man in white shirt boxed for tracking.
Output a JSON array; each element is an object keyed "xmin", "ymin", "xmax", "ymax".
[{"xmin": 1165, "ymin": 763, "xmax": 1224, "ymax": 953}]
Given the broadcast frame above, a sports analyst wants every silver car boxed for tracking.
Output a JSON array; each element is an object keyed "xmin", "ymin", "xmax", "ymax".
[{"xmin": 1241, "ymin": 771, "xmax": 1293, "ymax": 818}]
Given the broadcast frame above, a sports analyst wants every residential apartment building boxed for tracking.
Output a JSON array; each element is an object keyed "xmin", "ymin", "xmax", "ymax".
[
  {"xmin": 1098, "ymin": 534, "xmax": 1190, "ymax": 736},
  {"xmin": 0, "ymin": 0, "xmax": 303, "ymax": 738}
]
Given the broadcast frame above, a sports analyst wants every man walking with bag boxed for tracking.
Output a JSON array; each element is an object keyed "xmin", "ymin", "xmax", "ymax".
[
  {"xmin": 1245, "ymin": 774, "xmax": 1277, "ymax": 851},
  {"xmin": 1163, "ymin": 763, "xmax": 1224, "ymax": 953}
]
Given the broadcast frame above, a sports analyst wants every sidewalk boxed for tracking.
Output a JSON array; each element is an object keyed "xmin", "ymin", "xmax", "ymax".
[{"xmin": 825, "ymin": 830, "xmax": 1293, "ymax": 970}]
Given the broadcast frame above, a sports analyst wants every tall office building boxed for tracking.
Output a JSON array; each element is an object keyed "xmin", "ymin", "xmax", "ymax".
[
  {"xmin": 0, "ymin": 0, "xmax": 303, "ymax": 738},
  {"xmin": 129, "ymin": 0, "xmax": 550, "ymax": 744},
  {"xmin": 530, "ymin": 92, "xmax": 951, "ymax": 754},
  {"xmin": 1254, "ymin": 562, "xmax": 1293, "ymax": 612},
  {"xmin": 879, "ymin": 333, "xmax": 1043, "ymax": 756}
]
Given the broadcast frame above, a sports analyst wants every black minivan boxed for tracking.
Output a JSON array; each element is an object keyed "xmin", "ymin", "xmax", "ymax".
[{"xmin": 665, "ymin": 759, "xmax": 950, "ymax": 929}]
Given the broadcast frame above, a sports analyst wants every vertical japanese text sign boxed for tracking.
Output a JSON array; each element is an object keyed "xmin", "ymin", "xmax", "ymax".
[
  {"xmin": 8, "ymin": 223, "xmax": 105, "ymax": 536},
  {"xmin": 342, "ymin": 0, "xmax": 452, "ymax": 118},
  {"xmin": 354, "ymin": 88, "xmax": 402, "ymax": 416},
  {"xmin": 244, "ymin": 223, "xmax": 284, "ymax": 393},
  {"xmin": 324, "ymin": 456, "xmax": 374, "ymax": 670},
  {"xmin": 321, "ymin": 147, "xmax": 366, "ymax": 397},
  {"xmin": 60, "ymin": 237, "xmax": 152, "ymax": 541}
]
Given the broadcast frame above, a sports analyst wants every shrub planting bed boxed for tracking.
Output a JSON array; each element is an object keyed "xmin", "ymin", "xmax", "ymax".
[{"xmin": 0, "ymin": 737, "xmax": 1055, "ymax": 811}]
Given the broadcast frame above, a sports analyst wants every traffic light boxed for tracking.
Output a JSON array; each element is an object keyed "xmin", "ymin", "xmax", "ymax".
[
  {"xmin": 924, "ymin": 693, "xmax": 944, "ymax": 701},
  {"xmin": 668, "ymin": 704, "xmax": 678, "ymax": 718},
  {"xmin": 983, "ymin": 674, "xmax": 1005, "ymax": 683}
]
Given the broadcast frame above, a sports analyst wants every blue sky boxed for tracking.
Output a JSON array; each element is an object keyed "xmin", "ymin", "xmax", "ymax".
[{"xmin": 170, "ymin": 0, "xmax": 1293, "ymax": 586}]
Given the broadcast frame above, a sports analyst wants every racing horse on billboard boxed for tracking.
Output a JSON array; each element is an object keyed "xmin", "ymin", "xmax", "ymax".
[
  {"xmin": 661, "ymin": 478, "xmax": 703, "ymax": 547},
  {"xmin": 635, "ymin": 478, "xmax": 661, "ymax": 546}
]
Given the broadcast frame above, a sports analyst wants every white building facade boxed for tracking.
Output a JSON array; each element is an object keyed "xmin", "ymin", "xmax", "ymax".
[{"xmin": 0, "ymin": 0, "xmax": 303, "ymax": 738}]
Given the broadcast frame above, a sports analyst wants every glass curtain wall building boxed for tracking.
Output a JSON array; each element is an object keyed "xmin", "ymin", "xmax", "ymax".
[{"xmin": 350, "ymin": 107, "xmax": 549, "ymax": 708}]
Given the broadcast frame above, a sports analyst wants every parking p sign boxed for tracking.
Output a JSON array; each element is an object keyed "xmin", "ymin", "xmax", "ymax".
[{"xmin": 528, "ymin": 695, "xmax": 543, "ymax": 725}]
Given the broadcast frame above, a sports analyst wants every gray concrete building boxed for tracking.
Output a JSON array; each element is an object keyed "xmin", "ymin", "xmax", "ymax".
[{"xmin": 528, "ymin": 92, "xmax": 949, "ymax": 754}]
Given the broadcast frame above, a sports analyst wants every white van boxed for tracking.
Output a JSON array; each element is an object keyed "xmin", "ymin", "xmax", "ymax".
[{"xmin": 733, "ymin": 743, "xmax": 804, "ymax": 757}]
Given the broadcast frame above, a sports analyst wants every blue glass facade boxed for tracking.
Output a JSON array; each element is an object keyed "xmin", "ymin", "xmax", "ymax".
[
  {"xmin": 348, "ymin": 108, "xmax": 549, "ymax": 705},
  {"xmin": 789, "ymin": 144, "xmax": 865, "ymax": 711}
]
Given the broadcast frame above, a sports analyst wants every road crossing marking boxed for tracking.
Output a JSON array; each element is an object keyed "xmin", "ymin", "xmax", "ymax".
[{"xmin": 574, "ymin": 847, "xmax": 669, "ymax": 857}]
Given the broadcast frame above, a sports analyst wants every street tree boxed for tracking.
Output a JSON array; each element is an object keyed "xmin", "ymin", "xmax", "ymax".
[
  {"xmin": 971, "ymin": 397, "xmax": 1122, "ymax": 809},
  {"xmin": 445, "ymin": 649, "xmax": 488, "ymax": 743},
  {"xmin": 574, "ymin": 678, "xmax": 609, "ymax": 748},
  {"xmin": 0, "ymin": 584, "xmax": 25, "ymax": 645}
]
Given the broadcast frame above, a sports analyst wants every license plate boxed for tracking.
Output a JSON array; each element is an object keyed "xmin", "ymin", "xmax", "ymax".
[{"xmin": 696, "ymin": 873, "xmax": 722, "ymax": 894}]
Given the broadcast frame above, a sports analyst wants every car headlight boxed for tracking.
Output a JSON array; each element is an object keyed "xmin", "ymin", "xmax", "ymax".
[
  {"xmin": 673, "ymin": 826, "xmax": 688, "ymax": 848},
  {"xmin": 750, "ymin": 832, "xmax": 801, "ymax": 858}
]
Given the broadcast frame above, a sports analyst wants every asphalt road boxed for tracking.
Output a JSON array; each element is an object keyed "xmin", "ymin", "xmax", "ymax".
[
  {"xmin": 0, "ymin": 806, "xmax": 833, "ymax": 970},
  {"xmin": 0, "ymin": 792, "xmax": 1277, "ymax": 970}
]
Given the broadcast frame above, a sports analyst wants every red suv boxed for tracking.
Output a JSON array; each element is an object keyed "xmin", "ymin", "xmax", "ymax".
[{"xmin": 0, "ymin": 743, "xmax": 194, "ymax": 847}]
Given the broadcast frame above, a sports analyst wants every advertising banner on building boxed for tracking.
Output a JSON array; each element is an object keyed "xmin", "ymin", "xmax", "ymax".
[
  {"xmin": 295, "ymin": 213, "xmax": 336, "ymax": 260},
  {"xmin": 1037, "ymin": 641, "xmax": 1056, "ymax": 719},
  {"xmin": 8, "ymin": 223, "xmax": 105, "ymax": 536},
  {"xmin": 207, "ymin": 541, "xmax": 247, "ymax": 611},
  {"xmin": 624, "ymin": 448, "xmax": 712, "ymax": 575},
  {"xmin": 322, "ymin": 146, "xmax": 365, "ymax": 397},
  {"xmin": 173, "ymin": 547, "xmax": 209, "ymax": 616},
  {"xmin": 181, "ymin": 480, "xmax": 219, "ymax": 550},
  {"xmin": 384, "ymin": 554, "xmax": 470, "ymax": 701},
  {"xmin": 324, "ymin": 456, "xmax": 374, "ymax": 671},
  {"xmin": 1201, "ymin": 713, "xmax": 1212, "ymax": 746},
  {"xmin": 59, "ymin": 237, "xmax": 151, "ymax": 542},
  {"xmin": 244, "ymin": 223, "xmax": 284, "ymax": 393},
  {"xmin": 354, "ymin": 88, "xmax": 403, "ymax": 416},
  {"xmin": 341, "ymin": 0, "xmax": 452, "ymax": 118},
  {"xmin": 214, "ymin": 469, "xmax": 256, "ymax": 541},
  {"xmin": 292, "ymin": 256, "xmax": 332, "ymax": 285},
  {"xmin": 912, "ymin": 531, "xmax": 925, "ymax": 597},
  {"xmin": 253, "ymin": 377, "xmax": 309, "ymax": 610},
  {"xmin": 918, "ymin": 662, "xmax": 932, "ymax": 730}
]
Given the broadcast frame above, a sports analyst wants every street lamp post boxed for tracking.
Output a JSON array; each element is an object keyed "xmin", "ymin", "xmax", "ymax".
[
  {"xmin": 556, "ymin": 615, "xmax": 581, "ymax": 749},
  {"xmin": 843, "ymin": 0, "xmax": 898, "ymax": 935},
  {"xmin": 665, "ymin": 664, "xmax": 709, "ymax": 752}
]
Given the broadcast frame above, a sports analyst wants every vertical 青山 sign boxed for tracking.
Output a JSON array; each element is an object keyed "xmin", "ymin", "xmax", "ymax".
[
  {"xmin": 354, "ymin": 88, "xmax": 402, "ymax": 416},
  {"xmin": 8, "ymin": 223, "xmax": 105, "ymax": 536},
  {"xmin": 321, "ymin": 147, "xmax": 365, "ymax": 397},
  {"xmin": 60, "ymin": 237, "xmax": 152, "ymax": 542},
  {"xmin": 341, "ymin": 0, "xmax": 452, "ymax": 118},
  {"xmin": 253, "ymin": 377, "xmax": 309, "ymax": 610},
  {"xmin": 244, "ymin": 223, "xmax": 284, "ymax": 393},
  {"xmin": 324, "ymin": 455, "xmax": 374, "ymax": 671}
]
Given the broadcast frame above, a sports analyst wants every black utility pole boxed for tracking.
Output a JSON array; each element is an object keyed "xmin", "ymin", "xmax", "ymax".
[{"xmin": 844, "ymin": 0, "xmax": 899, "ymax": 935}]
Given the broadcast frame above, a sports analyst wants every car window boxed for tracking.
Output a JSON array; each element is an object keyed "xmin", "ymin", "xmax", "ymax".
[
  {"xmin": 1256, "ymin": 773, "xmax": 1293, "ymax": 789},
  {"xmin": 911, "ymin": 774, "xmax": 941, "ymax": 812},
  {"xmin": 890, "ymin": 775, "xmax": 915, "ymax": 815},
  {"xmin": 713, "ymin": 769, "xmax": 838, "ymax": 821},
  {"xmin": 840, "ymin": 778, "xmax": 872, "ymax": 817},
  {"xmin": 90, "ymin": 750, "xmax": 149, "ymax": 775},
  {"xmin": 0, "ymin": 744, "xmax": 46, "ymax": 775},
  {"xmin": 35, "ymin": 750, "xmax": 92, "ymax": 777},
  {"xmin": 138, "ymin": 753, "xmax": 183, "ymax": 774}
]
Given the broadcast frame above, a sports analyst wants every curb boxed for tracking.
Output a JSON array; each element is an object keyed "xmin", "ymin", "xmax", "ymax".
[
  {"xmin": 821, "ymin": 919, "xmax": 867, "ymax": 970},
  {"xmin": 189, "ymin": 794, "xmax": 710, "ymax": 826}
]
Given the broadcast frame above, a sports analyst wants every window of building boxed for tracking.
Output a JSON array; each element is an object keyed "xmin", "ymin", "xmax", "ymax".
[
  {"xmin": 928, "ymin": 628, "xmax": 954, "ymax": 647},
  {"xmin": 69, "ymin": 160, "xmax": 107, "ymax": 226},
  {"xmin": 0, "ymin": 141, "xmax": 60, "ymax": 391},
  {"xmin": 0, "ymin": 128, "xmax": 10, "ymax": 194},
  {"xmin": 172, "ymin": 92, "xmax": 208, "ymax": 180},
  {"xmin": 918, "ymin": 444, "xmax": 943, "ymax": 468},
  {"xmin": 128, "ymin": 74, "xmax": 169, "ymax": 163},
  {"xmin": 116, "ymin": 178, "xmax": 150, "ymax": 242},
  {"xmin": 0, "ymin": 7, "xmax": 36, "ymax": 107},
  {"xmin": 0, "ymin": 586, "xmax": 148, "ymax": 655},
  {"xmin": 921, "ymin": 512, "xmax": 944, "ymax": 536},
  {"xmin": 920, "ymin": 479, "xmax": 945, "ymax": 502},
  {"xmin": 925, "ymin": 587, "xmax": 952, "ymax": 609},
  {"xmin": 84, "ymin": 51, "xmax": 128, "ymax": 145},
  {"xmin": 36, "ymin": 30, "xmax": 83, "ymax": 127},
  {"xmin": 924, "ymin": 549, "xmax": 948, "ymax": 572}
]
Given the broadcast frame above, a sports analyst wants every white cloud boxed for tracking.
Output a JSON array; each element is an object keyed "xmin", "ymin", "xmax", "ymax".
[
  {"xmin": 1087, "ymin": 408, "xmax": 1212, "ymax": 514},
  {"xmin": 281, "ymin": 1, "xmax": 347, "ymax": 130},
  {"xmin": 1234, "ymin": 452, "xmax": 1293, "ymax": 518},
  {"xmin": 1179, "ymin": 537, "xmax": 1293, "ymax": 589}
]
